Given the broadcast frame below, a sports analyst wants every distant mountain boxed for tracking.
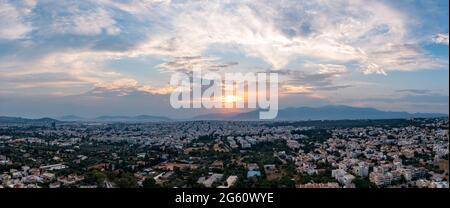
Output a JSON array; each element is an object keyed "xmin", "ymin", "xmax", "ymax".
[
  {"xmin": 0, "ymin": 115, "xmax": 171, "ymax": 124},
  {"xmin": 56, "ymin": 115, "xmax": 173, "ymax": 122},
  {"xmin": 0, "ymin": 116, "xmax": 60, "ymax": 124},
  {"xmin": 133, "ymin": 115, "xmax": 172, "ymax": 121},
  {"xmin": 95, "ymin": 115, "xmax": 171, "ymax": 122},
  {"xmin": 57, "ymin": 115, "xmax": 85, "ymax": 121},
  {"xmin": 194, "ymin": 105, "xmax": 448, "ymax": 121},
  {"xmin": 191, "ymin": 113, "xmax": 239, "ymax": 120},
  {"xmin": 1, "ymin": 105, "xmax": 446, "ymax": 123},
  {"xmin": 411, "ymin": 112, "xmax": 448, "ymax": 118}
]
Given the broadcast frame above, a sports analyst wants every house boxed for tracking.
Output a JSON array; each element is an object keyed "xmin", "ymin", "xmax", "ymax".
[
  {"xmin": 198, "ymin": 174, "xmax": 224, "ymax": 188},
  {"xmin": 247, "ymin": 171, "xmax": 261, "ymax": 178},
  {"xmin": 218, "ymin": 176, "xmax": 238, "ymax": 188},
  {"xmin": 40, "ymin": 164, "xmax": 67, "ymax": 171}
]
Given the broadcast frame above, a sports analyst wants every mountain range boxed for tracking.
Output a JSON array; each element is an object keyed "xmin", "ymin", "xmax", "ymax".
[
  {"xmin": 56, "ymin": 115, "xmax": 171, "ymax": 122},
  {"xmin": 0, "ymin": 116, "xmax": 59, "ymax": 124},
  {"xmin": 1, "ymin": 105, "xmax": 447, "ymax": 123},
  {"xmin": 227, "ymin": 105, "xmax": 447, "ymax": 121}
]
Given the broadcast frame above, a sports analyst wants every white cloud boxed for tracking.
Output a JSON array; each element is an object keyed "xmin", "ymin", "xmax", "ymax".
[
  {"xmin": 0, "ymin": 0, "xmax": 33, "ymax": 40},
  {"xmin": 93, "ymin": 78, "xmax": 173, "ymax": 96},
  {"xmin": 361, "ymin": 43, "xmax": 447, "ymax": 74},
  {"xmin": 432, "ymin": 33, "xmax": 449, "ymax": 45},
  {"xmin": 1, "ymin": 0, "xmax": 448, "ymax": 97},
  {"xmin": 110, "ymin": 0, "xmax": 440, "ymax": 74},
  {"xmin": 281, "ymin": 85, "xmax": 314, "ymax": 95},
  {"xmin": 302, "ymin": 63, "xmax": 348, "ymax": 75},
  {"xmin": 51, "ymin": 7, "xmax": 120, "ymax": 36},
  {"xmin": 156, "ymin": 56, "xmax": 237, "ymax": 73},
  {"xmin": 96, "ymin": 78, "xmax": 138, "ymax": 89},
  {"xmin": 279, "ymin": 63, "xmax": 349, "ymax": 94},
  {"xmin": 97, "ymin": 0, "xmax": 172, "ymax": 17},
  {"xmin": 4, "ymin": 0, "xmax": 444, "ymax": 71}
]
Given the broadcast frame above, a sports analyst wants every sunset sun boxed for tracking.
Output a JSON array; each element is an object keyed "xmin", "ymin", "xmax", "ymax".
[{"xmin": 223, "ymin": 95, "xmax": 238, "ymax": 103}]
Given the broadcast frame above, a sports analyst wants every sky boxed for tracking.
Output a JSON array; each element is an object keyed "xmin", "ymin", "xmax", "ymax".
[{"xmin": 0, "ymin": 0, "xmax": 448, "ymax": 118}]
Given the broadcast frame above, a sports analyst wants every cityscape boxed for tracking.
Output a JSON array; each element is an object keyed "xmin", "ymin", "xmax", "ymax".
[
  {"xmin": 0, "ymin": 0, "xmax": 449, "ymax": 191},
  {"xmin": 0, "ymin": 116, "xmax": 448, "ymax": 188}
]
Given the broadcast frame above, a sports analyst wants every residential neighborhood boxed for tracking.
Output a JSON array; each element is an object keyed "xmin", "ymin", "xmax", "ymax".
[{"xmin": 0, "ymin": 118, "xmax": 448, "ymax": 188}]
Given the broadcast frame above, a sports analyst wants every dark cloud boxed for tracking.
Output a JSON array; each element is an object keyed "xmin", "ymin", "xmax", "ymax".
[
  {"xmin": 396, "ymin": 89, "xmax": 431, "ymax": 94},
  {"xmin": 209, "ymin": 62, "xmax": 239, "ymax": 68},
  {"xmin": 280, "ymin": 67, "xmax": 349, "ymax": 91},
  {"xmin": 317, "ymin": 85, "xmax": 352, "ymax": 91},
  {"xmin": 158, "ymin": 56, "xmax": 238, "ymax": 73}
]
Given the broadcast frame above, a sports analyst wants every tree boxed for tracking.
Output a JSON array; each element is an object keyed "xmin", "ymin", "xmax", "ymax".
[
  {"xmin": 114, "ymin": 173, "xmax": 138, "ymax": 188},
  {"xmin": 84, "ymin": 170, "xmax": 107, "ymax": 186},
  {"xmin": 142, "ymin": 178, "xmax": 160, "ymax": 188},
  {"xmin": 353, "ymin": 176, "xmax": 371, "ymax": 188}
]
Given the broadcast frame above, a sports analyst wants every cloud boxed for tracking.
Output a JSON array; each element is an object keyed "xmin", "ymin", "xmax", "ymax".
[
  {"xmin": 280, "ymin": 63, "xmax": 350, "ymax": 93},
  {"xmin": 0, "ymin": 72, "xmax": 86, "ymax": 88},
  {"xmin": 93, "ymin": 78, "xmax": 173, "ymax": 96},
  {"xmin": 35, "ymin": 1, "xmax": 120, "ymax": 36},
  {"xmin": 277, "ymin": 63, "xmax": 352, "ymax": 97},
  {"xmin": 0, "ymin": 49, "xmax": 131, "ymax": 96},
  {"xmin": 396, "ymin": 89, "xmax": 431, "ymax": 94},
  {"xmin": 317, "ymin": 85, "xmax": 352, "ymax": 91},
  {"xmin": 432, "ymin": 33, "xmax": 449, "ymax": 45},
  {"xmin": 0, "ymin": 72, "xmax": 91, "ymax": 94},
  {"xmin": 0, "ymin": 0, "xmax": 448, "ymax": 109},
  {"xmin": 281, "ymin": 85, "xmax": 314, "ymax": 95},
  {"xmin": 51, "ymin": 8, "xmax": 120, "ymax": 36},
  {"xmin": 0, "ymin": 0, "xmax": 33, "ymax": 40},
  {"xmin": 95, "ymin": 78, "xmax": 139, "ymax": 90},
  {"xmin": 157, "ymin": 56, "xmax": 238, "ymax": 73},
  {"xmin": 108, "ymin": 0, "xmax": 443, "ymax": 74},
  {"xmin": 97, "ymin": 0, "xmax": 172, "ymax": 17},
  {"xmin": 3, "ymin": 1, "xmax": 446, "ymax": 71},
  {"xmin": 362, "ymin": 43, "xmax": 447, "ymax": 74}
]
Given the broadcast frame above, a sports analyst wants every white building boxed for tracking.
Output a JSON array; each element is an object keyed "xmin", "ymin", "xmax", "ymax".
[{"xmin": 353, "ymin": 162, "xmax": 369, "ymax": 177}]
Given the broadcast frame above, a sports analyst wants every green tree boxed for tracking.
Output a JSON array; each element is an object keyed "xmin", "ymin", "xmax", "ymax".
[
  {"xmin": 353, "ymin": 176, "xmax": 371, "ymax": 188},
  {"xmin": 142, "ymin": 178, "xmax": 160, "ymax": 188},
  {"xmin": 114, "ymin": 173, "xmax": 138, "ymax": 188}
]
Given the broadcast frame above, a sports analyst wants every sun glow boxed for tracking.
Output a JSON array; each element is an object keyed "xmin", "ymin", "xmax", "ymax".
[{"xmin": 223, "ymin": 95, "xmax": 238, "ymax": 103}]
